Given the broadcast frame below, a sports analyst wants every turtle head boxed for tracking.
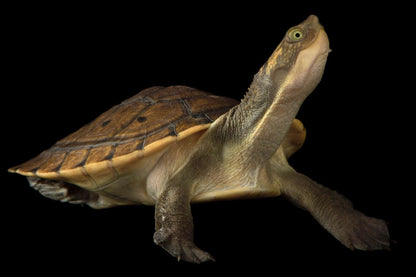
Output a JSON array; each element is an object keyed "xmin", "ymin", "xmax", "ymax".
[
  {"xmin": 259, "ymin": 14, "xmax": 330, "ymax": 94},
  {"xmin": 213, "ymin": 15, "xmax": 331, "ymax": 165},
  {"xmin": 210, "ymin": 15, "xmax": 330, "ymax": 166}
]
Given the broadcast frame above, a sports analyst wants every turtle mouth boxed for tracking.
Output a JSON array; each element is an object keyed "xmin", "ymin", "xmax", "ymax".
[
  {"xmin": 318, "ymin": 48, "xmax": 332, "ymax": 61},
  {"xmin": 298, "ymin": 28, "xmax": 331, "ymax": 71},
  {"xmin": 320, "ymin": 47, "xmax": 332, "ymax": 57},
  {"xmin": 314, "ymin": 29, "xmax": 331, "ymax": 57},
  {"xmin": 304, "ymin": 29, "xmax": 331, "ymax": 76}
]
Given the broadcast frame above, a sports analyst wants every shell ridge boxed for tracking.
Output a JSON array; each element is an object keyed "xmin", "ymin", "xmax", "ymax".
[
  {"xmin": 180, "ymin": 99, "xmax": 192, "ymax": 115},
  {"xmin": 120, "ymin": 86, "xmax": 164, "ymax": 106},
  {"xmin": 47, "ymin": 104, "xmax": 235, "ymax": 152}
]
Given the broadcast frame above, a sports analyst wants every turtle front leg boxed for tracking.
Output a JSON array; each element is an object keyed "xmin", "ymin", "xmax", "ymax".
[
  {"xmin": 153, "ymin": 178, "xmax": 214, "ymax": 263},
  {"xmin": 269, "ymin": 150, "xmax": 391, "ymax": 250},
  {"xmin": 275, "ymin": 166, "xmax": 391, "ymax": 250}
]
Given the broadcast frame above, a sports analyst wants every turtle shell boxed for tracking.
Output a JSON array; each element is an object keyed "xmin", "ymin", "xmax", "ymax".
[{"xmin": 9, "ymin": 85, "xmax": 239, "ymax": 189}]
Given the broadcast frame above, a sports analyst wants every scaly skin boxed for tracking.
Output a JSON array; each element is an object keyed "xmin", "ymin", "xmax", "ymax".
[{"xmin": 151, "ymin": 15, "xmax": 389, "ymax": 262}]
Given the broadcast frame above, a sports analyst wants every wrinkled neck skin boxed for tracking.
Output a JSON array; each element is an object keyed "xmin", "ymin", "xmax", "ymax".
[
  {"xmin": 224, "ymin": 67, "xmax": 307, "ymax": 164},
  {"xmin": 211, "ymin": 29, "xmax": 329, "ymax": 168}
]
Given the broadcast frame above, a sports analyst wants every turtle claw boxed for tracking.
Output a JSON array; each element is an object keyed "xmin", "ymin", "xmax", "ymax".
[{"xmin": 154, "ymin": 228, "xmax": 215, "ymax": 263}]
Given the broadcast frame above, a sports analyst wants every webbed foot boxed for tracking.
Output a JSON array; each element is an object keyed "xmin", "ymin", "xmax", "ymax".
[
  {"xmin": 153, "ymin": 228, "xmax": 214, "ymax": 263},
  {"xmin": 27, "ymin": 176, "xmax": 96, "ymax": 204},
  {"xmin": 336, "ymin": 210, "xmax": 390, "ymax": 251}
]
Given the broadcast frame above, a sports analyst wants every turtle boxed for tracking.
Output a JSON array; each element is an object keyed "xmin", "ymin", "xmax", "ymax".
[{"xmin": 9, "ymin": 15, "xmax": 390, "ymax": 263}]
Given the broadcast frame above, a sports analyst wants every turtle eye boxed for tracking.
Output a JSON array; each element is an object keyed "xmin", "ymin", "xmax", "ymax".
[{"xmin": 288, "ymin": 28, "xmax": 304, "ymax": 42}]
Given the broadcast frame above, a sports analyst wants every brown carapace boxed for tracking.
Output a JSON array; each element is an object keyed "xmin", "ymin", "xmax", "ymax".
[{"xmin": 9, "ymin": 86, "xmax": 238, "ymax": 190}]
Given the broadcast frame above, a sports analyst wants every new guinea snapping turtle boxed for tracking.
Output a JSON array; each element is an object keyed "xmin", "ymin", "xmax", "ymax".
[{"xmin": 9, "ymin": 15, "xmax": 390, "ymax": 263}]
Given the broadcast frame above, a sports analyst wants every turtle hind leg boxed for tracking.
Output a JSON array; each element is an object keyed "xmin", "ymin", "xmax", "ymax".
[{"xmin": 27, "ymin": 177, "xmax": 98, "ymax": 205}]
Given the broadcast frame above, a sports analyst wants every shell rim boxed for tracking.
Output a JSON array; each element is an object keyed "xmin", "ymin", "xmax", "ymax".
[{"xmin": 9, "ymin": 123, "xmax": 212, "ymax": 186}]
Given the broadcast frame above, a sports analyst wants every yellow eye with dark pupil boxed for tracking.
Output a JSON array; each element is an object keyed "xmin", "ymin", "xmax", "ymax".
[{"xmin": 289, "ymin": 28, "xmax": 304, "ymax": 41}]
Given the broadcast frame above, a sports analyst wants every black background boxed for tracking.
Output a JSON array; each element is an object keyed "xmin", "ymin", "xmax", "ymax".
[{"xmin": 1, "ymin": 2, "xmax": 412, "ymax": 275}]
